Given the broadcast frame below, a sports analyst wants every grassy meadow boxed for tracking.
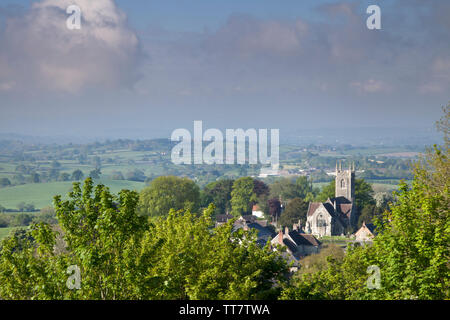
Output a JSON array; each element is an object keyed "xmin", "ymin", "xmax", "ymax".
[{"xmin": 0, "ymin": 179, "xmax": 145, "ymax": 210}]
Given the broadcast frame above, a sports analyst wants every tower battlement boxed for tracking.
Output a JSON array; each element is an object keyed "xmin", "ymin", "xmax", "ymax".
[{"xmin": 335, "ymin": 161, "xmax": 355, "ymax": 202}]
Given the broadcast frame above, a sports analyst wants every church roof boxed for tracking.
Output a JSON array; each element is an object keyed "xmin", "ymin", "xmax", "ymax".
[{"xmin": 307, "ymin": 202, "xmax": 321, "ymax": 216}]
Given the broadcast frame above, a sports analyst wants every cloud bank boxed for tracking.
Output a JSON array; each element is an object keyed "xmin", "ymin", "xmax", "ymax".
[{"xmin": 0, "ymin": 0, "xmax": 142, "ymax": 93}]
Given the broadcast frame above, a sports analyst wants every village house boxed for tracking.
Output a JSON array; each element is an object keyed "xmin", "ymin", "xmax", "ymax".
[
  {"xmin": 251, "ymin": 204, "xmax": 264, "ymax": 218},
  {"xmin": 354, "ymin": 221, "xmax": 376, "ymax": 242},
  {"xmin": 270, "ymin": 226, "xmax": 321, "ymax": 259}
]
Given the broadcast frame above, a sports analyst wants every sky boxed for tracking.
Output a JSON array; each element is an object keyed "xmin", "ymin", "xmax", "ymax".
[{"xmin": 0, "ymin": 0, "xmax": 448, "ymax": 141}]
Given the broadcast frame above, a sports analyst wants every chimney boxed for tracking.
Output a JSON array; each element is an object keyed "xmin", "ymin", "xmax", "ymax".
[
  {"xmin": 285, "ymin": 226, "xmax": 289, "ymax": 235},
  {"xmin": 278, "ymin": 230, "xmax": 283, "ymax": 245}
]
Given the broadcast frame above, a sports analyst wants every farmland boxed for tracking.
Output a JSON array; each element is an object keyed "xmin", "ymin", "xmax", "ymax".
[{"xmin": 0, "ymin": 138, "xmax": 419, "ymax": 211}]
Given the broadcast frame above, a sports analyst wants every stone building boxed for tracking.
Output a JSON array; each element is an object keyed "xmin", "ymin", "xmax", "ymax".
[
  {"xmin": 271, "ymin": 226, "xmax": 321, "ymax": 259},
  {"xmin": 305, "ymin": 162, "xmax": 357, "ymax": 237},
  {"xmin": 354, "ymin": 221, "xmax": 376, "ymax": 241}
]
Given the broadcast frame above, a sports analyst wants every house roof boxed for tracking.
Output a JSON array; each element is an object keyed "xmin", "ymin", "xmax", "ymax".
[
  {"xmin": 288, "ymin": 230, "xmax": 321, "ymax": 247},
  {"xmin": 283, "ymin": 238, "xmax": 298, "ymax": 253},
  {"xmin": 241, "ymin": 215, "xmax": 257, "ymax": 223},
  {"xmin": 247, "ymin": 223, "xmax": 276, "ymax": 239},
  {"xmin": 300, "ymin": 233, "xmax": 321, "ymax": 246},
  {"xmin": 355, "ymin": 222, "xmax": 377, "ymax": 237},
  {"xmin": 216, "ymin": 214, "xmax": 234, "ymax": 223},
  {"xmin": 254, "ymin": 219, "xmax": 268, "ymax": 227}
]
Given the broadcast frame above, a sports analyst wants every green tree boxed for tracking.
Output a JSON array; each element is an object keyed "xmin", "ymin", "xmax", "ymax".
[
  {"xmin": 356, "ymin": 204, "xmax": 382, "ymax": 229},
  {"xmin": 270, "ymin": 177, "xmax": 317, "ymax": 201},
  {"xmin": 30, "ymin": 172, "xmax": 40, "ymax": 183},
  {"xmin": 146, "ymin": 207, "xmax": 289, "ymax": 299},
  {"xmin": 125, "ymin": 169, "xmax": 146, "ymax": 182},
  {"xmin": 279, "ymin": 197, "xmax": 308, "ymax": 228},
  {"xmin": 0, "ymin": 178, "xmax": 11, "ymax": 187},
  {"xmin": 58, "ymin": 172, "xmax": 70, "ymax": 181},
  {"xmin": 231, "ymin": 177, "xmax": 256, "ymax": 217},
  {"xmin": 138, "ymin": 176, "xmax": 200, "ymax": 217},
  {"xmin": 201, "ymin": 179, "xmax": 234, "ymax": 215},
  {"xmin": 0, "ymin": 178, "xmax": 288, "ymax": 300},
  {"xmin": 89, "ymin": 168, "xmax": 101, "ymax": 179},
  {"xmin": 71, "ymin": 169, "xmax": 84, "ymax": 181},
  {"xmin": 282, "ymin": 105, "xmax": 450, "ymax": 300}
]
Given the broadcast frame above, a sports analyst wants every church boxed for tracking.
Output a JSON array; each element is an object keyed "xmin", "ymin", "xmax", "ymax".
[{"xmin": 305, "ymin": 162, "xmax": 357, "ymax": 237}]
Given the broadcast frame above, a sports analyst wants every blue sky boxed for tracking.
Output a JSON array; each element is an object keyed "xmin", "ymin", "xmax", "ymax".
[{"xmin": 0, "ymin": 0, "xmax": 448, "ymax": 141}]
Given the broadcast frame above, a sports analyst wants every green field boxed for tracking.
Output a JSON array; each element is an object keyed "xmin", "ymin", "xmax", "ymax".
[
  {"xmin": 0, "ymin": 227, "xmax": 17, "ymax": 241},
  {"xmin": 0, "ymin": 179, "xmax": 146, "ymax": 210}
]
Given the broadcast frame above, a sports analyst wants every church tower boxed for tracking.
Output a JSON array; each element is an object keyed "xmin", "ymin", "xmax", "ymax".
[{"xmin": 335, "ymin": 161, "xmax": 355, "ymax": 202}]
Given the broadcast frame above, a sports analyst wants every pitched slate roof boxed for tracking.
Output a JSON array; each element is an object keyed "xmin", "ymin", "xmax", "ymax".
[
  {"xmin": 307, "ymin": 202, "xmax": 321, "ymax": 216},
  {"xmin": 283, "ymin": 238, "xmax": 298, "ymax": 253},
  {"xmin": 288, "ymin": 230, "xmax": 321, "ymax": 247},
  {"xmin": 216, "ymin": 214, "xmax": 234, "ymax": 223},
  {"xmin": 241, "ymin": 215, "xmax": 257, "ymax": 223},
  {"xmin": 247, "ymin": 223, "xmax": 276, "ymax": 239},
  {"xmin": 300, "ymin": 233, "xmax": 321, "ymax": 246}
]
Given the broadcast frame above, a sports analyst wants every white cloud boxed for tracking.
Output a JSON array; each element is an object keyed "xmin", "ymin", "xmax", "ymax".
[
  {"xmin": 0, "ymin": 0, "xmax": 142, "ymax": 93},
  {"xmin": 350, "ymin": 79, "xmax": 391, "ymax": 93}
]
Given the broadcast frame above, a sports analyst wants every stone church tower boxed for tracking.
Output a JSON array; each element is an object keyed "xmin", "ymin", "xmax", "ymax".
[
  {"xmin": 335, "ymin": 161, "xmax": 355, "ymax": 202},
  {"xmin": 305, "ymin": 161, "xmax": 357, "ymax": 237}
]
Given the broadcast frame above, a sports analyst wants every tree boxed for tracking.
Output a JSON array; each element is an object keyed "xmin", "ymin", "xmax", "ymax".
[
  {"xmin": 315, "ymin": 181, "xmax": 335, "ymax": 202},
  {"xmin": 125, "ymin": 169, "xmax": 146, "ymax": 182},
  {"xmin": 282, "ymin": 105, "xmax": 450, "ymax": 300},
  {"xmin": 279, "ymin": 197, "xmax": 308, "ymax": 228},
  {"xmin": 58, "ymin": 172, "xmax": 70, "ymax": 181},
  {"xmin": 146, "ymin": 207, "xmax": 288, "ymax": 299},
  {"xmin": 0, "ymin": 178, "xmax": 288, "ymax": 300},
  {"xmin": 268, "ymin": 198, "xmax": 282, "ymax": 220},
  {"xmin": 253, "ymin": 179, "xmax": 269, "ymax": 197},
  {"xmin": 49, "ymin": 168, "xmax": 60, "ymax": 181},
  {"xmin": 201, "ymin": 179, "xmax": 234, "ymax": 215},
  {"xmin": 71, "ymin": 169, "xmax": 84, "ymax": 181},
  {"xmin": 110, "ymin": 171, "xmax": 124, "ymax": 180},
  {"xmin": 0, "ymin": 178, "xmax": 11, "ymax": 187},
  {"xmin": 270, "ymin": 177, "xmax": 317, "ymax": 201},
  {"xmin": 353, "ymin": 179, "xmax": 376, "ymax": 213},
  {"xmin": 51, "ymin": 161, "xmax": 61, "ymax": 169},
  {"xmin": 269, "ymin": 178, "xmax": 300, "ymax": 200},
  {"xmin": 294, "ymin": 176, "xmax": 316, "ymax": 200},
  {"xmin": 138, "ymin": 176, "xmax": 200, "ymax": 217},
  {"xmin": 13, "ymin": 174, "xmax": 26, "ymax": 185},
  {"xmin": 11, "ymin": 213, "xmax": 34, "ymax": 227},
  {"xmin": 231, "ymin": 177, "xmax": 256, "ymax": 217},
  {"xmin": 356, "ymin": 204, "xmax": 382, "ymax": 229},
  {"xmin": 30, "ymin": 172, "xmax": 40, "ymax": 183},
  {"xmin": 89, "ymin": 168, "xmax": 101, "ymax": 179}
]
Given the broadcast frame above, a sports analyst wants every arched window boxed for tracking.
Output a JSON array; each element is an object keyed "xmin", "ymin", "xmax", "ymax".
[
  {"xmin": 317, "ymin": 214, "xmax": 326, "ymax": 227},
  {"xmin": 340, "ymin": 179, "xmax": 346, "ymax": 188}
]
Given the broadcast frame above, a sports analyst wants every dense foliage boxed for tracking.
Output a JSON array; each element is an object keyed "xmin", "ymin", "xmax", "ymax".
[{"xmin": 0, "ymin": 178, "xmax": 288, "ymax": 299}]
